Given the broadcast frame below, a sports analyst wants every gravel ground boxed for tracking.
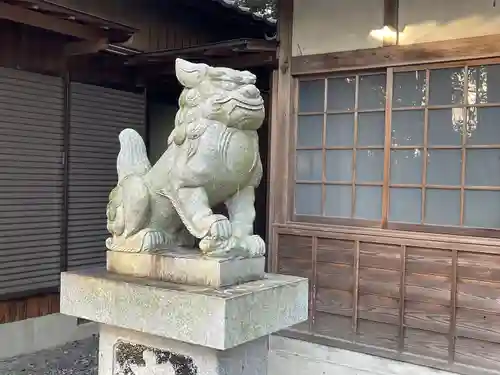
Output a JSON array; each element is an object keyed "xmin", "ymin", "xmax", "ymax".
[{"xmin": 0, "ymin": 335, "xmax": 98, "ymax": 375}]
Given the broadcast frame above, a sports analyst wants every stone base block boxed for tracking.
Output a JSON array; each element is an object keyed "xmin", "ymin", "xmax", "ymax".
[
  {"xmin": 99, "ymin": 324, "xmax": 268, "ymax": 375},
  {"xmin": 106, "ymin": 249, "xmax": 265, "ymax": 287},
  {"xmin": 60, "ymin": 268, "xmax": 308, "ymax": 350}
]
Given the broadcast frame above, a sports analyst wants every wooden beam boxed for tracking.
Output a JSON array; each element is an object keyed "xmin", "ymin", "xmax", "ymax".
[
  {"xmin": 268, "ymin": 0, "xmax": 294, "ymax": 270},
  {"xmin": 244, "ymin": 39, "xmax": 278, "ymax": 52},
  {"xmin": 267, "ymin": 70, "xmax": 279, "ymax": 273},
  {"xmin": 448, "ymin": 249, "xmax": 458, "ymax": 363},
  {"xmin": 383, "ymin": 0, "xmax": 399, "ymax": 46},
  {"xmin": 291, "ymin": 33, "xmax": 500, "ymax": 75},
  {"xmin": 0, "ymin": 1, "xmax": 106, "ymax": 40},
  {"xmin": 210, "ymin": 53, "xmax": 277, "ymax": 70},
  {"xmin": 64, "ymin": 38, "xmax": 108, "ymax": 56},
  {"xmin": 135, "ymin": 53, "xmax": 276, "ymax": 82},
  {"xmin": 17, "ymin": 0, "xmax": 135, "ymax": 34},
  {"xmin": 127, "ymin": 39, "xmax": 277, "ymax": 66}
]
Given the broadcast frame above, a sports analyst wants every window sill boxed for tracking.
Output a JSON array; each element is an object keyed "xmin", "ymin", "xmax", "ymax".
[{"xmin": 273, "ymin": 219, "xmax": 500, "ymax": 252}]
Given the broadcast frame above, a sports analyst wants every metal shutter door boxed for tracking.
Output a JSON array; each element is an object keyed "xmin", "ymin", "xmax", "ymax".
[
  {"xmin": 0, "ymin": 67, "xmax": 64, "ymax": 296},
  {"xmin": 68, "ymin": 83, "xmax": 145, "ymax": 269}
]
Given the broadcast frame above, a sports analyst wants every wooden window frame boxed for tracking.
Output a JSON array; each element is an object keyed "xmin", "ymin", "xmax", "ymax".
[{"xmin": 290, "ymin": 58, "xmax": 500, "ymax": 239}]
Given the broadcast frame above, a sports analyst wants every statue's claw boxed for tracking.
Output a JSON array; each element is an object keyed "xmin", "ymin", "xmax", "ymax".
[
  {"xmin": 198, "ymin": 216, "xmax": 234, "ymax": 255},
  {"xmin": 199, "ymin": 236, "xmax": 231, "ymax": 256},
  {"xmin": 199, "ymin": 233, "xmax": 265, "ymax": 258},
  {"xmin": 142, "ymin": 230, "xmax": 168, "ymax": 251},
  {"xmin": 240, "ymin": 235, "xmax": 266, "ymax": 257},
  {"xmin": 209, "ymin": 216, "xmax": 232, "ymax": 239},
  {"xmin": 199, "ymin": 235, "xmax": 229, "ymax": 255}
]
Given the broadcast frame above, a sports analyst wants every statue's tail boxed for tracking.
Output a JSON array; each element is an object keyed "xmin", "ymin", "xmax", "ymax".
[{"xmin": 116, "ymin": 128, "xmax": 151, "ymax": 182}]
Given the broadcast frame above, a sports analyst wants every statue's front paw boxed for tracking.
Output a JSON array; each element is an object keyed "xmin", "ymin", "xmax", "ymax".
[
  {"xmin": 241, "ymin": 235, "xmax": 266, "ymax": 257},
  {"xmin": 142, "ymin": 230, "xmax": 168, "ymax": 251},
  {"xmin": 199, "ymin": 237, "xmax": 232, "ymax": 257},
  {"xmin": 209, "ymin": 215, "xmax": 232, "ymax": 239},
  {"xmin": 198, "ymin": 215, "xmax": 232, "ymax": 256}
]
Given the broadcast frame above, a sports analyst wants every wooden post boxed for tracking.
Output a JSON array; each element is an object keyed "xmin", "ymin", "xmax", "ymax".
[
  {"xmin": 383, "ymin": 0, "xmax": 399, "ymax": 46},
  {"xmin": 268, "ymin": 0, "xmax": 294, "ymax": 271}
]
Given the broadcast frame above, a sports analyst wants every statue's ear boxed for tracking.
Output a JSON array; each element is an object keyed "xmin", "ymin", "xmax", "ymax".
[
  {"xmin": 175, "ymin": 58, "xmax": 208, "ymax": 88},
  {"xmin": 208, "ymin": 66, "xmax": 257, "ymax": 85}
]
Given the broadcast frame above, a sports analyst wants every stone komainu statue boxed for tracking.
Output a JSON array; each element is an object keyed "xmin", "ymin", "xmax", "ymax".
[{"xmin": 105, "ymin": 58, "xmax": 265, "ymax": 258}]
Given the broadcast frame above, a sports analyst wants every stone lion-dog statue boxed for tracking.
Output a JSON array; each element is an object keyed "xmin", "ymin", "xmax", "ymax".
[{"xmin": 105, "ymin": 58, "xmax": 265, "ymax": 258}]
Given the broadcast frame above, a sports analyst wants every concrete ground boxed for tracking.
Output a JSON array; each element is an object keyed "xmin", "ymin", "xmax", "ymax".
[
  {"xmin": 0, "ymin": 335, "xmax": 456, "ymax": 375},
  {"xmin": 0, "ymin": 335, "xmax": 98, "ymax": 375}
]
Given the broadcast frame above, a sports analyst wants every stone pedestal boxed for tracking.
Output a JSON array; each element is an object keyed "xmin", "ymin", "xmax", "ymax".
[
  {"xmin": 99, "ymin": 325, "xmax": 268, "ymax": 375},
  {"xmin": 60, "ymin": 250, "xmax": 308, "ymax": 375},
  {"xmin": 106, "ymin": 249, "xmax": 265, "ymax": 288}
]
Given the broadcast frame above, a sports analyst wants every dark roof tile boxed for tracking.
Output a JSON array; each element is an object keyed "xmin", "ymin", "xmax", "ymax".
[{"xmin": 211, "ymin": 0, "xmax": 277, "ymax": 26}]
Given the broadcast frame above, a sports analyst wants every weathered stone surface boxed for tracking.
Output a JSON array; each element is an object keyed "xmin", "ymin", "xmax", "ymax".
[
  {"xmin": 99, "ymin": 325, "xmax": 268, "ymax": 375},
  {"xmin": 105, "ymin": 58, "xmax": 267, "ymax": 258},
  {"xmin": 60, "ymin": 269, "xmax": 308, "ymax": 350},
  {"xmin": 106, "ymin": 249, "xmax": 265, "ymax": 287}
]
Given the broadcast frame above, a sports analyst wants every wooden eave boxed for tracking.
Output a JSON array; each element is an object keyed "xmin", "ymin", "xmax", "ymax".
[
  {"xmin": 0, "ymin": 0, "xmax": 136, "ymax": 44},
  {"xmin": 128, "ymin": 38, "xmax": 277, "ymax": 65},
  {"xmin": 126, "ymin": 38, "xmax": 277, "ymax": 76}
]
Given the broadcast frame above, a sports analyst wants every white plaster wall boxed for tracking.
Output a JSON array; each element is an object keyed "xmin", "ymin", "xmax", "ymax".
[
  {"xmin": 0, "ymin": 314, "xmax": 97, "ymax": 360},
  {"xmin": 292, "ymin": 0, "xmax": 500, "ymax": 56},
  {"xmin": 398, "ymin": 0, "xmax": 500, "ymax": 45},
  {"xmin": 268, "ymin": 336, "xmax": 457, "ymax": 375},
  {"xmin": 292, "ymin": 0, "xmax": 385, "ymax": 56}
]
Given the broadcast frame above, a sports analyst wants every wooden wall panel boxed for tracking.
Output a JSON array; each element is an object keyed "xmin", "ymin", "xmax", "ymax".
[
  {"xmin": 404, "ymin": 329, "xmax": 449, "ymax": 361},
  {"xmin": 316, "ymin": 289, "xmax": 352, "ymax": 316},
  {"xmin": 317, "ymin": 239, "xmax": 354, "ymax": 264},
  {"xmin": 407, "ymin": 247, "xmax": 452, "ymax": 276},
  {"xmin": 406, "ymin": 273, "xmax": 451, "ymax": 306},
  {"xmin": 0, "ymin": 21, "xmax": 66, "ymax": 76},
  {"xmin": 360, "ymin": 242, "xmax": 400, "ymax": 270},
  {"xmin": 0, "ymin": 294, "xmax": 59, "ymax": 324},
  {"xmin": 405, "ymin": 301, "xmax": 450, "ymax": 334},
  {"xmin": 359, "ymin": 268, "xmax": 399, "ymax": 298},
  {"xmin": 458, "ymin": 252, "xmax": 500, "ymax": 282},
  {"xmin": 0, "ymin": 20, "xmax": 137, "ymax": 90},
  {"xmin": 277, "ymin": 233, "xmax": 314, "ymax": 329},
  {"xmin": 313, "ymin": 312, "xmax": 353, "ymax": 340},
  {"xmin": 455, "ymin": 337, "xmax": 500, "ymax": 371},
  {"xmin": 315, "ymin": 238, "xmax": 355, "ymax": 323},
  {"xmin": 358, "ymin": 294, "xmax": 398, "ymax": 325},
  {"xmin": 278, "ymin": 234, "xmax": 312, "ymax": 260},
  {"xmin": 52, "ymin": 0, "xmax": 218, "ymax": 52},
  {"xmin": 317, "ymin": 263, "xmax": 352, "ymax": 291},
  {"xmin": 356, "ymin": 320, "xmax": 399, "ymax": 350},
  {"xmin": 274, "ymin": 225, "xmax": 500, "ymax": 375},
  {"xmin": 456, "ymin": 309, "xmax": 500, "ymax": 343},
  {"xmin": 279, "ymin": 258, "xmax": 311, "ymax": 280},
  {"xmin": 457, "ymin": 279, "xmax": 500, "ymax": 311},
  {"xmin": 277, "ymin": 235, "xmax": 312, "ymax": 280}
]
